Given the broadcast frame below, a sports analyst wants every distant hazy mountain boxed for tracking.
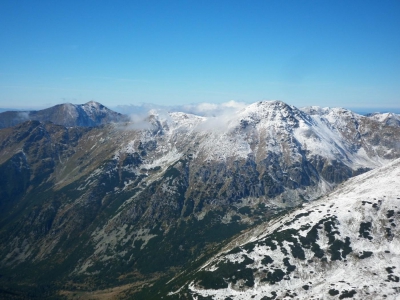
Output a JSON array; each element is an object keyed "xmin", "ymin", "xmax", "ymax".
[
  {"xmin": 0, "ymin": 100, "xmax": 399, "ymax": 299},
  {"xmin": 0, "ymin": 101, "xmax": 127, "ymax": 128}
]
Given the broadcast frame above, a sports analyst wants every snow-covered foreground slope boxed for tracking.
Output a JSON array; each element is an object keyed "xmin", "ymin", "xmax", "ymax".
[{"xmin": 175, "ymin": 158, "xmax": 400, "ymax": 299}]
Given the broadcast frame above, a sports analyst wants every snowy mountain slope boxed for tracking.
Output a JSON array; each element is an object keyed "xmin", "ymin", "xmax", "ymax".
[
  {"xmin": 155, "ymin": 101, "xmax": 398, "ymax": 169},
  {"xmin": 367, "ymin": 112, "xmax": 400, "ymax": 127},
  {"xmin": 111, "ymin": 100, "xmax": 400, "ymax": 204},
  {"xmin": 174, "ymin": 158, "xmax": 400, "ymax": 299},
  {"xmin": 301, "ymin": 106, "xmax": 399, "ymax": 166},
  {"xmin": 112, "ymin": 100, "xmax": 398, "ymax": 164}
]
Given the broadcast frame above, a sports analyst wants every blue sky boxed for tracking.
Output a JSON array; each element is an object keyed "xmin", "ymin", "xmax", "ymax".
[{"xmin": 1, "ymin": 0, "xmax": 399, "ymax": 110}]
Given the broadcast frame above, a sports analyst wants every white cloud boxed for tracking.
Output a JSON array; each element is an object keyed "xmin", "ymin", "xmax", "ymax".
[
  {"xmin": 126, "ymin": 112, "xmax": 154, "ymax": 130},
  {"xmin": 116, "ymin": 101, "xmax": 249, "ymax": 133},
  {"xmin": 113, "ymin": 101, "xmax": 248, "ymax": 117},
  {"xmin": 124, "ymin": 107, "xmax": 174, "ymax": 131},
  {"xmin": 179, "ymin": 101, "xmax": 247, "ymax": 133},
  {"xmin": 16, "ymin": 111, "xmax": 30, "ymax": 121},
  {"xmin": 178, "ymin": 100, "xmax": 247, "ymax": 117}
]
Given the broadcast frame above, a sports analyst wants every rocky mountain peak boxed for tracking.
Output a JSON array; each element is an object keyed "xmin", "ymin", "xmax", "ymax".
[
  {"xmin": 0, "ymin": 101, "xmax": 127, "ymax": 128},
  {"xmin": 83, "ymin": 100, "xmax": 102, "ymax": 107},
  {"xmin": 235, "ymin": 100, "xmax": 302, "ymax": 129},
  {"xmin": 80, "ymin": 101, "xmax": 107, "ymax": 114}
]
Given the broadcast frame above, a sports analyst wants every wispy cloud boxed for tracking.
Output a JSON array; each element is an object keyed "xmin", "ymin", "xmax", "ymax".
[
  {"xmin": 114, "ymin": 100, "xmax": 248, "ymax": 117},
  {"xmin": 177, "ymin": 100, "xmax": 247, "ymax": 116},
  {"xmin": 118, "ymin": 101, "xmax": 248, "ymax": 133}
]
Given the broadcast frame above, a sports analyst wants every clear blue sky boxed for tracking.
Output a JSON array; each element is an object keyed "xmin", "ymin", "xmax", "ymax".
[{"xmin": 1, "ymin": 0, "xmax": 399, "ymax": 110}]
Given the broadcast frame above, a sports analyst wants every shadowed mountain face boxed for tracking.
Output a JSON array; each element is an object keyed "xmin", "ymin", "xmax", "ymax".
[
  {"xmin": 0, "ymin": 101, "xmax": 127, "ymax": 128},
  {"xmin": 0, "ymin": 101, "xmax": 399, "ymax": 299}
]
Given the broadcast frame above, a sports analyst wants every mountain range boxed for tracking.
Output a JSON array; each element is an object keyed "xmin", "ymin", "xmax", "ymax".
[{"xmin": 0, "ymin": 100, "xmax": 399, "ymax": 299}]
